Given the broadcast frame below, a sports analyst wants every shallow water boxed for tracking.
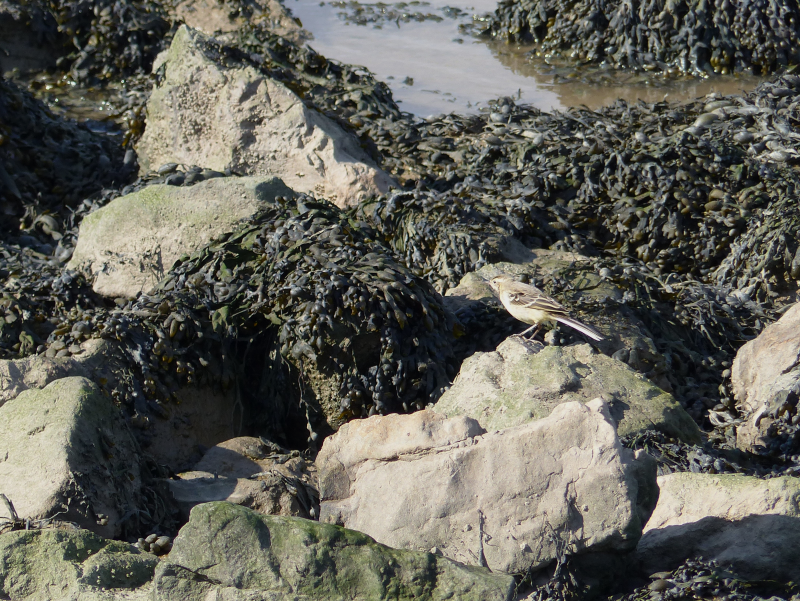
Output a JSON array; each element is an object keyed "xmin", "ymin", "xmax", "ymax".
[{"xmin": 289, "ymin": 0, "xmax": 767, "ymax": 116}]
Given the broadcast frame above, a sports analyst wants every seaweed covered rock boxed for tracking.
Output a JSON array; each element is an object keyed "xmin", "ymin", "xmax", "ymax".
[
  {"xmin": 363, "ymin": 80, "xmax": 800, "ymax": 297},
  {"xmin": 731, "ymin": 302, "xmax": 800, "ymax": 457},
  {"xmin": 0, "ymin": 0, "xmax": 171, "ymax": 83},
  {"xmin": 434, "ymin": 337, "xmax": 701, "ymax": 443},
  {"xmin": 0, "ymin": 377, "xmax": 142, "ymax": 539},
  {"xmin": 40, "ymin": 191, "xmax": 458, "ymax": 451},
  {"xmin": 0, "ymin": 528, "xmax": 157, "ymax": 601},
  {"xmin": 0, "ymin": 76, "xmax": 126, "ymax": 237},
  {"xmin": 0, "ymin": 0, "xmax": 62, "ymax": 73},
  {"xmin": 480, "ymin": 0, "xmax": 800, "ymax": 75},
  {"xmin": 637, "ymin": 472, "xmax": 800, "ymax": 582},
  {"xmin": 154, "ymin": 501, "xmax": 516, "ymax": 601},
  {"xmin": 68, "ymin": 176, "xmax": 296, "ymax": 298},
  {"xmin": 145, "ymin": 193, "xmax": 458, "ymax": 432},
  {"xmin": 137, "ymin": 25, "xmax": 396, "ymax": 207},
  {"xmin": 0, "ymin": 244, "xmax": 109, "ymax": 361},
  {"xmin": 318, "ymin": 401, "xmax": 657, "ymax": 575},
  {"xmin": 618, "ymin": 556, "xmax": 798, "ymax": 601},
  {"xmin": 444, "ymin": 256, "xmax": 672, "ymax": 385}
]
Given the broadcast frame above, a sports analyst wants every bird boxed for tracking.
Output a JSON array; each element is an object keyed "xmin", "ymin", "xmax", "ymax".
[{"xmin": 488, "ymin": 274, "xmax": 604, "ymax": 341}]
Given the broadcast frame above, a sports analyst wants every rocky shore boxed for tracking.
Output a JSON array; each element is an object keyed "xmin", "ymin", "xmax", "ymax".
[{"xmin": 1, "ymin": 0, "xmax": 799, "ymax": 599}]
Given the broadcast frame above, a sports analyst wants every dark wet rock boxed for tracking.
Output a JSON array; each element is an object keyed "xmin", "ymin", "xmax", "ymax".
[
  {"xmin": 480, "ymin": 0, "xmax": 800, "ymax": 76},
  {"xmin": 154, "ymin": 501, "xmax": 516, "ymax": 601}
]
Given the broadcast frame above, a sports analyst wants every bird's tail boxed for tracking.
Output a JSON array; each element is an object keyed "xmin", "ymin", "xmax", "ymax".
[{"xmin": 555, "ymin": 316, "xmax": 605, "ymax": 341}]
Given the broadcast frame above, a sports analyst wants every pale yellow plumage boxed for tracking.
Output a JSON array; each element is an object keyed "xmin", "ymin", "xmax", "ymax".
[{"xmin": 488, "ymin": 274, "xmax": 604, "ymax": 341}]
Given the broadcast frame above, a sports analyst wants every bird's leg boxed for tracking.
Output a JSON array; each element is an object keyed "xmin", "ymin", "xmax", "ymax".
[{"xmin": 518, "ymin": 324, "xmax": 540, "ymax": 339}]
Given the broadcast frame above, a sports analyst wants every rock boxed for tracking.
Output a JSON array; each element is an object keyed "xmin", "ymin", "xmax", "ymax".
[
  {"xmin": 318, "ymin": 401, "xmax": 657, "ymax": 574},
  {"xmin": 637, "ymin": 472, "xmax": 800, "ymax": 582},
  {"xmin": 154, "ymin": 501, "xmax": 515, "ymax": 601},
  {"xmin": 732, "ymin": 302, "xmax": 800, "ymax": 452},
  {"xmin": 137, "ymin": 25, "xmax": 395, "ymax": 208},
  {"xmin": 68, "ymin": 176, "xmax": 296, "ymax": 298},
  {"xmin": 434, "ymin": 336, "xmax": 700, "ymax": 443},
  {"xmin": 172, "ymin": 0, "xmax": 309, "ymax": 45},
  {"xmin": 0, "ymin": 377, "xmax": 142, "ymax": 539},
  {"xmin": 167, "ymin": 437, "xmax": 319, "ymax": 520},
  {"xmin": 0, "ymin": 528, "xmax": 156, "ymax": 601},
  {"xmin": 0, "ymin": 339, "xmax": 110, "ymax": 410}
]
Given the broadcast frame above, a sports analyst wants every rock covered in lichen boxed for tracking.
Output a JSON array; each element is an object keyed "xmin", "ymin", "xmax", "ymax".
[{"xmin": 479, "ymin": 0, "xmax": 800, "ymax": 76}]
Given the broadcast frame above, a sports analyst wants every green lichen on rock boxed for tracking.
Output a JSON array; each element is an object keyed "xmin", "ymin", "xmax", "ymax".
[
  {"xmin": 0, "ymin": 529, "xmax": 156, "ymax": 601},
  {"xmin": 155, "ymin": 501, "xmax": 515, "ymax": 601},
  {"xmin": 68, "ymin": 176, "xmax": 297, "ymax": 297},
  {"xmin": 435, "ymin": 338, "xmax": 701, "ymax": 444}
]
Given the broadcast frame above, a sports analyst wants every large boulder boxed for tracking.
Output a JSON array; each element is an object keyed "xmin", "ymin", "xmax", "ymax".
[
  {"xmin": 137, "ymin": 25, "xmax": 395, "ymax": 208},
  {"xmin": 167, "ymin": 437, "xmax": 319, "ymax": 520},
  {"xmin": 0, "ymin": 377, "xmax": 142, "ymax": 539},
  {"xmin": 434, "ymin": 336, "xmax": 701, "ymax": 443},
  {"xmin": 637, "ymin": 472, "xmax": 800, "ymax": 582},
  {"xmin": 0, "ymin": 528, "xmax": 156, "ymax": 601},
  {"xmin": 318, "ymin": 400, "xmax": 657, "ymax": 575},
  {"xmin": 732, "ymin": 302, "xmax": 800, "ymax": 453},
  {"xmin": 68, "ymin": 176, "xmax": 295, "ymax": 298},
  {"xmin": 154, "ymin": 501, "xmax": 516, "ymax": 601}
]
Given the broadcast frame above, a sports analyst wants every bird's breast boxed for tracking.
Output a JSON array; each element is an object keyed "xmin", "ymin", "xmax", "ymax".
[{"xmin": 501, "ymin": 293, "xmax": 554, "ymax": 325}]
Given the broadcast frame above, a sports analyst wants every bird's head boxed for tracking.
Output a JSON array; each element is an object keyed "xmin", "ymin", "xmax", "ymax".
[{"xmin": 489, "ymin": 274, "xmax": 513, "ymax": 293}]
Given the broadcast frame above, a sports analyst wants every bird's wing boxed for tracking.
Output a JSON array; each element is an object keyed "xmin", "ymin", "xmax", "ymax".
[{"xmin": 507, "ymin": 287, "xmax": 570, "ymax": 317}]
